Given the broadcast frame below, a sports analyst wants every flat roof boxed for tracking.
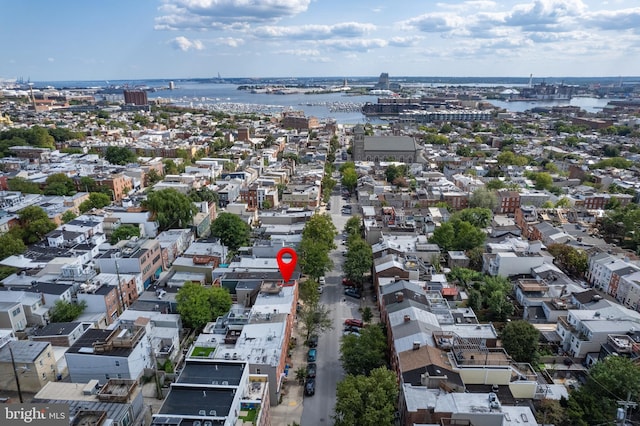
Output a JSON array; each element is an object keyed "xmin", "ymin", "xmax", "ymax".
[
  {"xmin": 158, "ymin": 386, "xmax": 234, "ymax": 418},
  {"xmin": 177, "ymin": 361, "xmax": 245, "ymax": 386}
]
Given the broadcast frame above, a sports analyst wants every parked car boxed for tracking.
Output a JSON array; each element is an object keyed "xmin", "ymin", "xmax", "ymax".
[
  {"xmin": 343, "ymin": 325, "xmax": 361, "ymax": 333},
  {"xmin": 306, "ymin": 363, "xmax": 317, "ymax": 378},
  {"xmin": 342, "ymin": 278, "xmax": 356, "ymax": 287},
  {"xmin": 344, "ymin": 318, "xmax": 364, "ymax": 328},
  {"xmin": 317, "ymin": 285, "xmax": 324, "ymax": 294},
  {"xmin": 304, "ymin": 378, "xmax": 316, "ymax": 396},
  {"xmin": 344, "ymin": 288, "xmax": 361, "ymax": 299},
  {"xmin": 319, "ymin": 276, "xmax": 326, "ymax": 285},
  {"xmin": 307, "ymin": 348, "xmax": 317, "ymax": 362},
  {"xmin": 307, "ymin": 335, "xmax": 318, "ymax": 348}
]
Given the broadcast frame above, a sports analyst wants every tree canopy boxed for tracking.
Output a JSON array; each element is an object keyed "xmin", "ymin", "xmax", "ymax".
[
  {"xmin": 340, "ymin": 162, "xmax": 358, "ymax": 193},
  {"xmin": 299, "ymin": 213, "xmax": 337, "ymax": 281},
  {"xmin": 14, "ymin": 205, "xmax": 56, "ymax": 244},
  {"xmin": 143, "ymin": 188, "xmax": 198, "ymax": 231},
  {"xmin": 500, "ymin": 320, "xmax": 540, "ymax": 363},
  {"xmin": 430, "ymin": 218, "xmax": 486, "ymax": 252},
  {"xmin": 176, "ymin": 282, "xmax": 232, "ymax": 331},
  {"xmin": 79, "ymin": 192, "xmax": 112, "ymax": 213},
  {"xmin": 104, "ymin": 146, "xmax": 137, "ymax": 165},
  {"xmin": 334, "ymin": 367, "xmax": 399, "ymax": 426},
  {"xmin": 343, "ymin": 237, "xmax": 373, "ymax": 287},
  {"xmin": 110, "ymin": 224, "xmax": 141, "ymax": 244},
  {"xmin": 546, "ymin": 244, "xmax": 588, "ymax": 277},
  {"xmin": 566, "ymin": 356, "xmax": 640, "ymax": 426},
  {"xmin": 0, "ymin": 234, "xmax": 26, "ymax": 260},
  {"xmin": 43, "ymin": 173, "xmax": 76, "ymax": 196},
  {"xmin": 49, "ymin": 300, "xmax": 87, "ymax": 322},
  {"xmin": 299, "ymin": 301, "xmax": 333, "ymax": 343},
  {"xmin": 210, "ymin": 212, "xmax": 250, "ymax": 254},
  {"xmin": 468, "ymin": 188, "xmax": 498, "ymax": 211},
  {"xmin": 340, "ymin": 324, "xmax": 387, "ymax": 376}
]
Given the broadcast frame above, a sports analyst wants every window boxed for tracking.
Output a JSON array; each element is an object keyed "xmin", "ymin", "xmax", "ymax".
[
  {"xmin": 11, "ymin": 307, "xmax": 21, "ymax": 317},
  {"xmin": 115, "ymin": 361, "xmax": 120, "ymax": 366},
  {"xmin": 105, "ymin": 374, "xmax": 110, "ymax": 380}
]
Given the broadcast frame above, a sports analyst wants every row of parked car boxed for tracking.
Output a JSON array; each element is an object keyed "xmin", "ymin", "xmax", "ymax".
[{"xmin": 305, "ymin": 336, "xmax": 318, "ymax": 396}]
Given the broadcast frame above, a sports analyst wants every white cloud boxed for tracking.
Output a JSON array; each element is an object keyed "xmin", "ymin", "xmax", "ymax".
[
  {"xmin": 47, "ymin": 57, "xmax": 55, "ymax": 62},
  {"xmin": 156, "ymin": 0, "xmax": 311, "ymax": 30},
  {"xmin": 169, "ymin": 36, "xmax": 205, "ymax": 51},
  {"xmin": 278, "ymin": 49, "xmax": 320, "ymax": 56},
  {"xmin": 215, "ymin": 37, "xmax": 244, "ymax": 47},
  {"xmin": 322, "ymin": 38, "xmax": 388, "ymax": 52},
  {"xmin": 253, "ymin": 22, "xmax": 376, "ymax": 40},
  {"xmin": 586, "ymin": 7, "xmax": 640, "ymax": 32}
]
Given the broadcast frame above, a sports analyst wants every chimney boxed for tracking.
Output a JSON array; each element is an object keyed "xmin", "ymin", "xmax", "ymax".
[
  {"xmin": 395, "ymin": 292, "xmax": 404, "ymax": 303},
  {"xmin": 413, "ymin": 341, "xmax": 420, "ymax": 350},
  {"xmin": 394, "ymin": 275, "xmax": 400, "ymax": 282},
  {"xmin": 404, "ymin": 315, "xmax": 411, "ymax": 323}
]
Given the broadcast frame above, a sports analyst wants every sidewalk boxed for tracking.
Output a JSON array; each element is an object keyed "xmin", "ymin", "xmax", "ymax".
[{"xmin": 270, "ymin": 319, "xmax": 306, "ymax": 426}]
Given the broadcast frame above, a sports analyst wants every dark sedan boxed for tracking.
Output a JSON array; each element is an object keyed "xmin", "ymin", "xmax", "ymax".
[
  {"xmin": 344, "ymin": 288, "xmax": 361, "ymax": 299},
  {"xmin": 306, "ymin": 363, "xmax": 317, "ymax": 378},
  {"xmin": 305, "ymin": 378, "xmax": 316, "ymax": 396}
]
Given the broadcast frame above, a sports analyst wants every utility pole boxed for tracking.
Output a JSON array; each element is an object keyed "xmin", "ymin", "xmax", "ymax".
[
  {"xmin": 616, "ymin": 392, "xmax": 638, "ymax": 426},
  {"xmin": 8, "ymin": 344, "xmax": 24, "ymax": 403}
]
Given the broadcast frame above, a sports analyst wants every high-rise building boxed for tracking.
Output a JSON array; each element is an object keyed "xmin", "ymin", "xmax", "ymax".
[{"xmin": 123, "ymin": 89, "xmax": 148, "ymax": 105}]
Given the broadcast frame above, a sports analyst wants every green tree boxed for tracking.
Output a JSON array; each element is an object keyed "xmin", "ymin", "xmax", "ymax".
[
  {"xmin": 341, "ymin": 168, "xmax": 358, "ymax": 194},
  {"xmin": 146, "ymin": 169, "xmax": 162, "ymax": 186},
  {"xmin": 61, "ymin": 211, "xmax": 77, "ymax": 224},
  {"xmin": 500, "ymin": 320, "xmax": 540, "ymax": 363},
  {"xmin": 299, "ymin": 214, "xmax": 337, "ymax": 280},
  {"xmin": 78, "ymin": 176, "xmax": 98, "ymax": 193},
  {"xmin": 448, "ymin": 267, "xmax": 483, "ymax": 287},
  {"xmin": 0, "ymin": 234, "xmax": 26, "ymax": 259},
  {"xmin": 163, "ymin": 159, "xmax": 179, "ymax": 175},
  {"xmin": 452, "ymin": 207, "xmax": 493, "ymax": 228},
  {"xmin": 361, "ymin": 307, "xmax": 373, "ymax": 323},
  {"xmin": 340, "ymin": 324, "xmax": 387, "ymax": 376},
  {"xmin": 468, "ymin": 188, "xmax": 498, "ymax": 211},
  {"xmin": 188, "ymin": 187, "xmax": 219, "ymax": 204},
  {"xmin": 533, "ymin": 172, "xmax": 553, "ymax": 190},
  {"xmin": 344, "ymin": 237, "xmax": 373, "ymax": 287},
  {"xmin": 334, "ymin": 367, "xmax": 398, "ymax": 426},
  {"xmin": 175, "ymin": 282, "xmax": 232, "ymax": 331},
  {"xmin": 344, "ymin": 216, "xmax": 362, "ymax": 238},
  {"xmin": 43, "ymin": 173, "xmax": 76, "ymax": 196},
  {"xmin": 547, "ymin": 244, "xmax": 588, "ymax": 277},
  {"xmin": 452, "ymin": 220, "xmax": 486, "ymax": 251},
  {"xmin": 566, "ymin": 356, "xmax": 640, "ymax": 426},
  {"xmin": 79, "ymin": 192, "xmax": 112, "ymax": 213},
  {"xmin": 143, "ymin": 189, "xmax": 198, "ymax": 231},
  {"xmin": 17, "ymin": 205, "xmax": 56, "ymax": 244},
  {"xmin": 49, "ymin": 300, "xmax": 87, "ymax": 322},
  {"xmin": 299, "ymin": 240, "xmax": 333, "ymax": 282},
  {"xmin": 7, "ymin": 177, "xmax": 42, "ymax": 194},
  {"xmin": 486, "ymin": 179, "xmax": 506, "ymax": 190},
  {"xmin": 210, "ymin": 212, "xmax": 250, "ymax": 254},
  {"xmin": 430, "ymin": 222, "xmax": 456, "ymax": 252},
  {"xmin": 105, "ymin": 146, "xmax": 137, "ymax": 165},
  {"xmin": 110, "ymin": 224, "xmax": 141, "ymax": 244},
  {"xmin": 299, "ymin": 302, "xmax": 333, "ymax": 342}
]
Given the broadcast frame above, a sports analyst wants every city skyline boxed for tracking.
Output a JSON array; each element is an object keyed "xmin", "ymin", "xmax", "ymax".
[{"xmin": 2, "ymin": 0, "xmax": 640, "ymax": 81}]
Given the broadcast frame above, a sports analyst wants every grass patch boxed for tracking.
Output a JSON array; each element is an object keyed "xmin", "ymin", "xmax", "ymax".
[
  {"xmin": 191, "ymin": 346, "xmax": 215, "ymax": 357},
  {"xmin": 239, "ymin": 408, "xmax": 258, "ymax": 423}
]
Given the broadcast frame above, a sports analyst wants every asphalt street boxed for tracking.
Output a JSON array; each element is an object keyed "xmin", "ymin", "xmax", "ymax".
[{"xmin": 300, "ymin": 191, "xmax": 362, "ymax": 425}]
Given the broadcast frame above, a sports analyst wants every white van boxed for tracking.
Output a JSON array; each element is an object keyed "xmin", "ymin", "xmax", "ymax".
[{"xmin": 319, "ymin": 276, "xmax": 326, "ymax": 285}]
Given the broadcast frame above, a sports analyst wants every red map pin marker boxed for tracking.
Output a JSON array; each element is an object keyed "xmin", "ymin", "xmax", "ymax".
[{"xmin": 276, "ymin": 247, "xmax": 297, "ymax": 283}]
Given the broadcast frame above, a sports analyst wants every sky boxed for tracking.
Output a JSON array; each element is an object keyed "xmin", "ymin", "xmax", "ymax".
[{"xmin": 2, "ymin": 0, "xmax": 640, "ymax": 81}]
